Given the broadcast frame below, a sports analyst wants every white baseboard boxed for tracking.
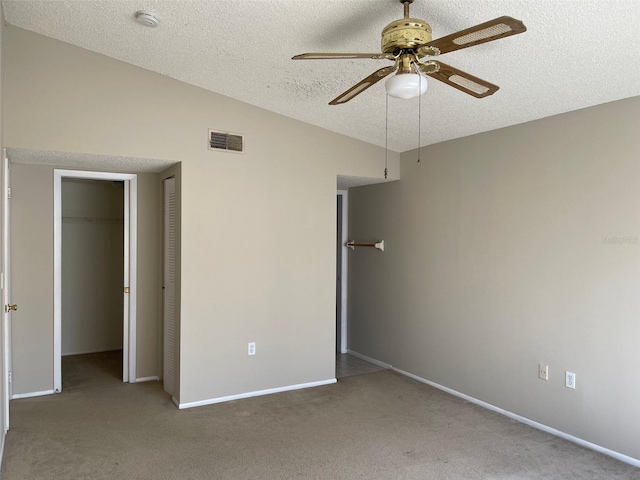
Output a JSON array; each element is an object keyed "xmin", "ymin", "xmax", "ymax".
[
  {"xmin": 345, "ymin": 349, "xmax": 640, "ymax": 468},
  {"xmin": 346, "ymin": 349, "xmax": 392, "ymax": 369},
  {"xmin": 135, "ymin": 376, "xmax": 160, "ymax": 383},
  {"xmin": 11, "ymin": 390, "xmax": 55, "ymax": 400},
  {"xmin": 172, "ymin": 396, "xmax": 180, "ymax": 408},
  {"xmin": 176, "ymin": 378, "xmax": 337, "ymax": 410},
  {"xmin": 391, "ymin": 366, "xmax": 640, "ymax": 469}
]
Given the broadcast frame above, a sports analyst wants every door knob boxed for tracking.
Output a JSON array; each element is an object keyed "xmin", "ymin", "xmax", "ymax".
[{"xmin": 5, "ymin": 304, "xmax": 17, "ymax": 313}]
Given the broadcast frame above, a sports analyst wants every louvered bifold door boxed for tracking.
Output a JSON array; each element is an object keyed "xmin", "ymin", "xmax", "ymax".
[{"xmin": 163, "ymin": 177, "xmax": 177, "ymax": 396}]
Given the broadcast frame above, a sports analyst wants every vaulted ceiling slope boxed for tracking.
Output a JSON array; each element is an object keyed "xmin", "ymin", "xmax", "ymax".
[{"xmin": 3, "ymin": 0, "xmax": 640, "ymax": 152}]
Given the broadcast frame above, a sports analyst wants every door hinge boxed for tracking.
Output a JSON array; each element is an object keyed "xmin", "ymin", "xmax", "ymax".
[
  {"xmin": 7, "ymin": 187, "xmax": 11, "ymax": 199},
  {"xmin": 8, "ymin": 372, "xmax": 11, "ymax": 384},
  {"xmin": 123, "ymin": 287, "xmax": 130, "ymax": 294}
]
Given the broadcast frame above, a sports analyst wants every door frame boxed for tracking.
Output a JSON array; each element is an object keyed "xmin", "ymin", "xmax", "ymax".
[
  {"xmin": 337, "ymin": 190, "xmax": 348, "ymax": 354},
  {"xmin": 53, "ymin": 169, "xmax": 137, "ymax": 392},
  {"xmin": 2, "ymin": 152, "xmax": 11, "ymax": 430}
]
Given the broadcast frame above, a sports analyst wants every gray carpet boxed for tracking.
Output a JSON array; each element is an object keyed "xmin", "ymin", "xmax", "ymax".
[
  {"xmin": 2, "ymin": 366, "xmax": 639, "ymax": 479},
  {"xmin": 336, "ymin": 353, "xmax": 384, "ymax": 378},
  {"xmin": 60, "ymin": 350, "xmax": 123, "ymax": 392}
]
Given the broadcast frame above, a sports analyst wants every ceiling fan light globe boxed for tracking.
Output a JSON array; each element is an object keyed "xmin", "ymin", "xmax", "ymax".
[{"xmin": 385, "ymin": 73, "xmax": 428, "ymax": 99}]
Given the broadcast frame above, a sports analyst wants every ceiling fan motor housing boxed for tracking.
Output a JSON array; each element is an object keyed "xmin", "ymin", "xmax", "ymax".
[{"xmin": 381, "ymin": 18, "xmax": 432, "ymax": 54}]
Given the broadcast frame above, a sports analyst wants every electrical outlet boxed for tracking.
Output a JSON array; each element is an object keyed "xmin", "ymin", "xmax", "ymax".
[
  {"xmin": 538, "ymin": 363, "xmax": 549, "ymax": 380},
  {"xmin": 566, "ymin": 371, "xmax": 576, "ymax": 389},
  {"xmin": 248, "ymin": 342, "xmax": 256, "ymax": 356}
]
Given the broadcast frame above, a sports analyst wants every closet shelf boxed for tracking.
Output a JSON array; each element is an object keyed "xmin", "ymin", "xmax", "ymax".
[{"xmin": 62, "ymin": 216, "xmax": 124, "ymax": 225}]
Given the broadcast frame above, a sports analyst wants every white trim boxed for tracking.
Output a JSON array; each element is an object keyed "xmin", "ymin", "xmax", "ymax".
[
  {"xmin": 176, "ymin": 379, "xmax": 337, "ymax": 410},
  {"xmin": 53, "ymin": 171, "xmax": 62, "ymax": 392},
  {"xmin": 346, "ymin": 349, "xmax": 392, "ymax": 369},
  {"xmin": 391, "ymin": 367, "xmax": 640, "ymax": 469},
  {"xmin": 135, "ymin": 376, "xmax": 160, "ymax": 383},
  {"xmin": 171, "ymin": 396, "xmax": 180, "ymax": 408},
  {"xmin": 2, "ymin": 153, "xmax": 11, "ymax": 430},
  {"xmin": 54, "ymin": 169, "xmax": 137, "ymax": 392},
  {"xmin": 126, "ymin": 177, "xmax": 138, "ymax": 383},
  {"xmin": 337, "ymin": 190, "xmax": 348, "ymax": 354},
  {"xmin": 122, "ymin": 181, "xmax": 129, "ymax": 382},
  {"xmin": 11, "ymin": 389, "xmax": 55, "ymax": 399}
]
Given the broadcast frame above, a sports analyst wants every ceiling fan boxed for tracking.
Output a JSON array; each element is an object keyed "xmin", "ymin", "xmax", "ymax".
[{"xmin": 292, "ymin": 0, "xmax": 526, "ymax": 105}]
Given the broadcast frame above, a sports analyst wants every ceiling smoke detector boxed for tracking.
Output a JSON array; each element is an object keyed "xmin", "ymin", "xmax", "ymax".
[{"xmin": 135, "ymin": 11, "xmax": 159, "ymax": 27}]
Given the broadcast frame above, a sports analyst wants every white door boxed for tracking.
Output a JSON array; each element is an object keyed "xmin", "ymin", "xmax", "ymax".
[
  {"xmin": 2, "ymin": 152, "xmax": 13, "ymax": 430},
  {"xmin": 163, "ymin": 177, "xmax": 177, "ymax": 396}
]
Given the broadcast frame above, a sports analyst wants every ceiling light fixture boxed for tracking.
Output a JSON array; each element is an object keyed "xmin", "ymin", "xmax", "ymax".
[
  {"xmin": 384, "ymin": 66, "xmax": 426, "ymax": 178},
  {"xmin": 135, "ymin": 11, "xmax": 159, "ymax": 27},
  {"xmin": 385, "ymin": 72, "xmax": 428, "ymax": 99}
]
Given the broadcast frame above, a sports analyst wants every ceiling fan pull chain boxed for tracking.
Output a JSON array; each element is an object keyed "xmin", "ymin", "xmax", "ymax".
[{"xmin": 384, "ymin": 93, "xmax": 389, "ymax": 179}]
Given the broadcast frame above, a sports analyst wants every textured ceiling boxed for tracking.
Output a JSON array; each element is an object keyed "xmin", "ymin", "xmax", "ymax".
[
  {"xmin": 337, "ymin": 175, "xmax": 394, "ymax": 190},
  {"xmin": 7, "ymin": 148, "xmax": 177, "ymax": 173},
  {"xmin": 3, "ymin": 0, "xmax": 640, "ymax": 153}
]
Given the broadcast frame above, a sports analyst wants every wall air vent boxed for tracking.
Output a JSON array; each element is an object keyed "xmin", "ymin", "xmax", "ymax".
[{"xmin": 208, "ymin": 129, "xmax": 244, "ymax": 153}]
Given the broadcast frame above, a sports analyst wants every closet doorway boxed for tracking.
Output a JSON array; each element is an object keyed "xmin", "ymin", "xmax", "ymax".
[{"xmin": 53, "ymin": 170, "xmax": 137, "ymax": 392}]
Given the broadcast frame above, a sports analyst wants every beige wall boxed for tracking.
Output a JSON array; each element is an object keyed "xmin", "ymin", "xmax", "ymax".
[
  {"xmin": 3, "ymin": 26, "xmax": 399, "ymax": 405},
  {"xmin": 348, "ymin": 96, "xmax": 640, "ymax": 460},
  {"xmin": 9, "ymin": 165, "xmax": 161, "ymax": 393},
  {"xmin": 62, "ymin": 179, "xmax": 124, "ymax": 356}
]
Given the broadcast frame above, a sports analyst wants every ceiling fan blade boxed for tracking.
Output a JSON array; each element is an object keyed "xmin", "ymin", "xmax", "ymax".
[
  {"xmin": 419, "ymin": 16, "xmax": 526, "ymax": 56},
  {"xmin": 329, "ymin": 65, "xmax": 397, "ymax": 105},
  {"xmin": 423, "ymin": 61, "xmax": 499, "ymax": 98},
  {"xmin": 292, "ymin": 52, "xmax": 394, "ymax": 60}
]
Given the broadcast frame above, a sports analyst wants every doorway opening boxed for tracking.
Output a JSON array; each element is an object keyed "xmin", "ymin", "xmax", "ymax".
[
  {"xmin": 53, "ymin": 170, "xmax": 137, "ymax": 393},
  {"xmin": 335, "ymin": 190, "xmax": 349, "ymax": 379},
  {"xmin": 334, "ymin": 189, "xmax": 386, "ymax": 379},
  {"xmin": 60, "ymin": 178, "xmax": 124, "ymax": 390}
]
